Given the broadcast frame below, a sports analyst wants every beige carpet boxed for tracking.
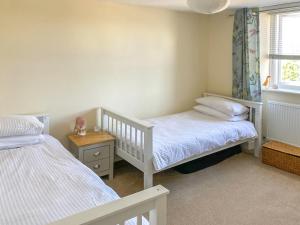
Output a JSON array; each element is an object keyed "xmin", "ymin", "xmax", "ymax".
[{"xmin": 105, "ymin": 153, "xmax": 300, "ymax": 225}]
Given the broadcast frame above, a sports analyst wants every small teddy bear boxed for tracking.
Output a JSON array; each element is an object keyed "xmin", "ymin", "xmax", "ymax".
[{"xmin": 74, "ymin": 117, "xmax": 87, "ymax": 136}]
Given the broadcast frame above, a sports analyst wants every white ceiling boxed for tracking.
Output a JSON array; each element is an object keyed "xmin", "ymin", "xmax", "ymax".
[{"xmin": 108, "ymin": 0, "xmax": 300, "ymax": 11}]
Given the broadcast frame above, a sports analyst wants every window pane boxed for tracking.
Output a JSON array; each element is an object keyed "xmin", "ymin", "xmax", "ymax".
[
  {"xmin": 269, "ymin": 12, "xmax": 300, "ymax": 90},
  {"xmin": 280, "ymin": 60, "xmax": 300, "ymax": 85},
  {"xmin": 280, "ymin": 13, "xmax": 300, "ymax": 55}
]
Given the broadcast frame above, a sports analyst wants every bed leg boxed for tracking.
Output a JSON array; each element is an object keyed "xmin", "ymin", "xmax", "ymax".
[
  {"xmin": 254, "ymin": 139, "xmax": 262, "ymax": 158},
  {"xmin": 242, "ymin": 140, "xmax": 261, "ymax": 158},
  {"xmin": 144, "ymin": 126, "xmax": 154, "ymax": 189},
  {"xmin": 144, "ymin": 171, "xmax": 153, "ymax": 189},
  {"xmin": 149, "ymin": 193, "xmax": 168, "ymax": 225},
  {"xmin": 241, "ymin": 141, "xmax": 255, "ymax": 154}
]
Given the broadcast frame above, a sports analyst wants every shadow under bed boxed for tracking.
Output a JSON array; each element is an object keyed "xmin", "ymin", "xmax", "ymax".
[{"xmin": 174, "ymin": 145, "xmax": 241, "ymax": 174}]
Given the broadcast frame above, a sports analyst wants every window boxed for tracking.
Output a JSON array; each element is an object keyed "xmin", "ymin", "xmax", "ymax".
[{"xmin": 269, "ymin": 12, "xmax": 300, "ymax": 90}]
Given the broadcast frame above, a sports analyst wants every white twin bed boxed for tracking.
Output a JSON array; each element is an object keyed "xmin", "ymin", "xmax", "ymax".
[
  {"xmin": 100, "ymin": 93, "xmax": 263, "ymax": 188},
  {"xmin": 0, "ymin": 116, "xmax": 168, "ymax": 225}
]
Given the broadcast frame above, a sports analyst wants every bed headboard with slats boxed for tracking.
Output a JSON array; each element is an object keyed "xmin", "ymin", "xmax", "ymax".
[{"xmin": 203, "ymin": 93, "xmax": 263, "ymax": 157}]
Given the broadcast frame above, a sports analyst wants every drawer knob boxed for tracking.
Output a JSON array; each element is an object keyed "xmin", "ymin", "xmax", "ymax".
[
  {"xmin": 93, "ymin": 164, "xmax": 100, "ymax": 169},
  {"xmin": 93, "ymin": 152, "xmax": 100, "ymax": 157}
]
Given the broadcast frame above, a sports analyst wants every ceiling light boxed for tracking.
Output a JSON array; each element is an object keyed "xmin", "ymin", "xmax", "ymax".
[{"xmin": 186, "ymin": 0, "xmax": 230, "ymax": 14}]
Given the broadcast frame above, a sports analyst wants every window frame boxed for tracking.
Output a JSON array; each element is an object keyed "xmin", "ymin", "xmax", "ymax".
[{"xmin": 269, "ymin": 12, "xmax": 300, "ymax": 91}]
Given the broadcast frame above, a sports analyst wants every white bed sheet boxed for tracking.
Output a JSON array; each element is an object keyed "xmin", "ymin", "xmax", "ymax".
[
  {"xmin": 0, "ymin": 135, "xmax": 146, "ymax": 225},
  {"xmin": 147, "ymin": 110, "xmax": 258, "ymax": 171}
]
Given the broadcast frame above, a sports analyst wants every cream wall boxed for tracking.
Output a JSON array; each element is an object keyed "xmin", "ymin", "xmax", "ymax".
[
  {"xmin": 206, "ymin": 11, "xmax": 300, "ymax": 137},
  {"xmin": 0, "ymin": 0, "xmax": 208, "ymax": 145},
  {"xmin": 207, "ymin": 11, "xmax": 234, "ymax": 96}
]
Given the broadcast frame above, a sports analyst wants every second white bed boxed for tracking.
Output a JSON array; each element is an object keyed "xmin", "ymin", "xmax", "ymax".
[
  {"xmin": 0, "ymin": 135, "xmax": 147, "ymax": 225},
  {"xmin": 147, "ymin": 110, "xmax": 258, "ymax": 171}
]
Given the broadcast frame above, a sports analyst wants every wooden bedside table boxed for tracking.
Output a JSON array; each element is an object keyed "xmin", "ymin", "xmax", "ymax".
[{"xmin": 68, "ymin": 131, "xmax": 115, "ymax": 180}]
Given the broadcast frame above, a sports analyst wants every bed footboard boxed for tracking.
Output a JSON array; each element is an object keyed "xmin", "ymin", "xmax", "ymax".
[
  {"xmin": 99, "ymin": 107, "xmax": 154, "ymax": 189},
  {"xmin": 51, "ymin": 185, "xmax": 169, "ymax": 225}
]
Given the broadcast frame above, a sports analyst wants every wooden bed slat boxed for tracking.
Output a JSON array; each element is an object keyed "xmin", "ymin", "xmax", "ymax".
[{"xmin": 137, "ymin": 215, "xmax": 142, "ymax": 225}]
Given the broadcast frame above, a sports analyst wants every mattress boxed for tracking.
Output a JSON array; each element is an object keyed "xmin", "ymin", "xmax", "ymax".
[
  {"xmin": 146, "ymin": 110, "xmax": 258, "ymax": 171},
  {"xmin": 0, "ymin": 135, "xmax": 146, "ymax": 225}
]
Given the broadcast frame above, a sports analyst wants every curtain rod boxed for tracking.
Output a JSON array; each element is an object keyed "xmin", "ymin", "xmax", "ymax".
[{"xmin": 229, "ymin": 2, "xmax": 300, "ymax": 16}]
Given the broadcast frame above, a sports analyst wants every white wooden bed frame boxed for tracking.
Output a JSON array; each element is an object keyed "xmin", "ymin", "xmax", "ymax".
[
  {"xmin": 51, "ymin": 185, "xmax": 169, "ymax": 225},
  {"xmin": 31, "ymin": 114, "xmax": 170, "ymax": 225},
  {"xmin": 99, "ymin": 93, "xmax": 263, "ymax": 189}
]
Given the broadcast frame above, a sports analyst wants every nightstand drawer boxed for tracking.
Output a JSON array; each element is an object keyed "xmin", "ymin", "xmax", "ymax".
[
  {"xmin": 86, "ymin": 158, "xmax": 109, "ymax": 174},
  {"xmin": 83, "ymin": 146, "xmax": 110, "ymax": 163}
]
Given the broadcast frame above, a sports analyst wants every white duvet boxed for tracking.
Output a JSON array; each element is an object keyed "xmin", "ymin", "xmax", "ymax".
[
  {"xmin": 0, "ymin": 135, "xmax": 146, "ymax": 225},
  {"xmin": 147, "ymin": 110, "xmax": 257, "ymax": 171}
]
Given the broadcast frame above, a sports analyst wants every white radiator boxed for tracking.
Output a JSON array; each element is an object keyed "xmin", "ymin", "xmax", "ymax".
[{"xmin": 267, "ymin": 101, "xmax": 300, "ymax": 147}]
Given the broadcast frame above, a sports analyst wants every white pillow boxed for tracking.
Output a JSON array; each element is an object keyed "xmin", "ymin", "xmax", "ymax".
[
  {"xmin": 0, "ymin": 116, "xmax": 44, "ymax": 137},
  {"xmin": 193, "ymin": 105, "xmax": 248, "ymax": 122},
  {"xmin": 195, "ymin": 96, "xmax": 249, "ymax": 116},
  {"xmin": 0, "ymin": 135, "xmax": 45, "ymax": 150}
]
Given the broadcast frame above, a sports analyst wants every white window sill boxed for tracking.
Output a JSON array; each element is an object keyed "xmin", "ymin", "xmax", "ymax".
[{"xmin": 262, "ymin": 88, "xmax": 300, "ymax": 95}]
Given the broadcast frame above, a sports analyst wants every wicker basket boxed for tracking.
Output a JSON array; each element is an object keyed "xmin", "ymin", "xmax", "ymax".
[{"xmin": 262, "ymin": 141, "xmax": 300, "ymax": 176}]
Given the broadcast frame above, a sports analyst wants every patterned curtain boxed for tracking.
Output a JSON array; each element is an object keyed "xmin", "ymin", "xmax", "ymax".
[{"xmin": 232, "ymin": 8, "xmax": 261, "ymax": 102}]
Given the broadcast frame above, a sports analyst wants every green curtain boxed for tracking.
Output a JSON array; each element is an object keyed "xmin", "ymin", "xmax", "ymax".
[{"xmin": 232, "ymin": 8, "xmax": 261, "ymax": 102}]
